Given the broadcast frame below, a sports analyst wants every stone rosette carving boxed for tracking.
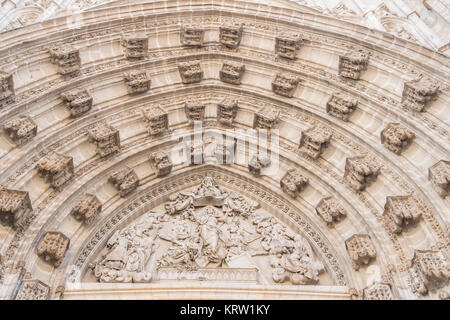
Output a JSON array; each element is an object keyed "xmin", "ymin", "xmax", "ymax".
[
  {"xmin": 180, "ymin": 23, "xmax": 204, "ymax": 46},
  {"xmin": 299, "ymin": 126, "xmax": 332, "ymax": 159},
  {"xmin": 0, "ymin": 71, "xmax": 14, "ymax": 105},
  {"xmin": 345, "ymin": 234, "xmax": 376, "ymax": 270},
  {"xmin": 344, "ymin": 156, "xmax": 380, "ymax": 191},
  {"xmin": 37, "ymin": 231, "xmax": 70, "ymax": 268},
  {"xmin": 70, "ymin": 193, "xmax": 102, "ymax": 225},
  {"xmin": 217, "ymin": 98, "xmax": 238, "ymax": 126},
  {"xmin": 253, "ymin": 105, "xmax": 280, "ymax": 129},
  {"xmin": 150, "ymin": 151, "xmax": 173, "ymax": 177},
  {"xmin": 87, "ymin": 122, "xmax": 120, "ymax": 157},
  {"xmin": 60, "ymin": 88, "xmax": 93, "ymax": 117},
  {"xmin": 272, "ymin": 72, "xmax": 300, "ymax": 97},
  {"xmin": 402, "ymin": 77, "xmax": 440, "ymax": 112},
  {"xmin": 123, "ymin": 70, "xmax": 151, "ymax": 94},
  {"xmin": 362, "ymin": 282, "xmax": 394, "ymax": 300},
  {"xmin": 16, "ymin": 279, "xmax": 50, "ymax": 300},
  {"xmin": 409, "ymin": 250, "xmax": 450, "ymax": 295},
  {"xmin": 326, "ymin": 92, "xmax": 358, "ymax": 121},
  {"xmin": 280, "ymin": 168, "xmax": 309, "ymax": 198},
  {"xmin": 338, "ymin": 50, "xmax": 369, "ymax": 80},
  {"xmin": 383, "ymin": 195, "xmax": 421, "ymax": 234},
  {"xmin": 184, "ymin": 99, "xmax": 205, "ymax": 123},
  {"xmin": 428, "ymin": 160, "xmax": 449, "ymax": 198},
  {"xmin": 142, "ymin": 105, "xmax": 169, "ymax": 136},
  {"xmin": 315, "ymin": 196, "xmax": 346, "ymax": 226},
  {"xmin": 121, "ymin": 34, "xmax": 148, "ymax": 59},
  {"xmin": 219, "ymin": 60, "xmax": 245, "ymax": 85},
  {"xmin": 248, "ymin": 153, "xmax": 271, "ymax": 176},
  {"xmin": 49, "ymin": 44, "xmax": 81, "ymax": 75},
  {"xmin": 178, "ymin": 60, "xmax": 203, "ymax": 84},
  {"xmin": 36, "ymin": 152, "xmax": 74, "ymax": 188},
  {"xmin": 108, "ymin": 167, "xmax": 139, "ymax": 197},
  {"xmin": 381, "ymin": 123, "xmax": 415, "ymax": 154},
  {"xmin": 0, "ymin": 188, "xmax": 32, "ymax": 229},
  {"xmin": 219, "ymin": 22, "xmax": 243, "ymax": 48},
  {"xmin": 275, "ymin": 31, "xmax": 302, "ymax": 59},
  {"xmin": 3, "ymin": 115, "xmax": 37, "ymax": 145}
]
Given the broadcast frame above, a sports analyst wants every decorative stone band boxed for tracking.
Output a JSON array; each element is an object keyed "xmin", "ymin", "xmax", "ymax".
[{"xmin": 157, "ymin": 267, "xmax": 259, "ymax": 283}]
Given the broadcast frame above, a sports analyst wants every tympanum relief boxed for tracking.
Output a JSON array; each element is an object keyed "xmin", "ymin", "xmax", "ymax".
[{"xmin": 89, "ymin": 176, "xmax": 326, "ymax": 285}]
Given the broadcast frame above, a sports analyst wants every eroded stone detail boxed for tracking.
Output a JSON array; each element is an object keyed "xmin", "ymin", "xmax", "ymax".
[
  {"xmin": 409, "ymin": 250, "xmax": 450, "ymax": 295},
  {"xmin": 3, "ymin": 115, "xmax": 37, "ymax": 145},
  {"xmin": 123, "ymin": 70, "xmax": 151, "ymax": 94},
  {"xmin": 214, "ymin": 140, "xmax": 236, "ymax": 164},
  {"xmin": 338, "ymin": 51, "xmax": 369, "ymax": 80},
  {"xmin": 142, "ymin": 105, "xmax": 169, "ymax": 136},
  {"xmin": 217, "ymin": 98, "xmax": 238, "ymax": 126},
  {"xmin": 150, "ymin": 151, "xmax": 173, "ymax": 177},
  {"xmin": 272, "ymin": 72, "xmax": 300, "ymax": 97},
  {"xmin": 248, "ymin": 153, "xmax": 271, "ymax": 176},
  {"xmin": 70, "ymin": 194, "xmax": 102, "ymax": 225},
  {"xmin": 326, "ymin": 92, "xmax": 358, "ymax": 121},
  {"xmin": 345, "ymin": 234, "xmax": 376, "ymax": 270},
  {"xmin": 108, "ymin": 167, "xmax": 139, "ymax": 197},
  {"xmin": 88, "ymin": 123, "xmax": 120, "ymax": 158},
  {"xmin": 383, "ymin": 195, "xmax": 421, "ymax": 234},
  {"xmin": 185, "ymin": 100, "xmax": 205, "ymax": 123},
  {"xmin": 428, "ymin": 160, "xmax": 449, "ymax": 198},
  {"xmin": 60, "ymin": 88, "xmax": 93, "ymax": 117},
  {"xmin": 37, "ymin": 231, "xmax": 70, "ymax": 268},
  {"xmin": 344, "ymin": 156, "xmax": 380, "ymax": 191},
  {"xmin": 121, "ymin": 34, "xmax": 148, "ymax": 59},
  {"xmin": 36, "ymin": 152, "xmax": 74, "ymax": 188},
  {"xmin": 0, "ymin": 188, "xmax": 32, "ymax": 229},
  {"xmin": 362, "ymin": 282, "xmax": 394, "ymax": 300},
  {"xmin": 49, "ymin": 44, "xmax": 81, "ymax": 75},
  {"xmin": 402, "ymin": 77, "xmax": 440, "ymax": 112},
  {"xmin": 253, "ymin": 105, "xmax": 280, "ymax": 129},
  {"xmin": 299, "ymin": 126, "xmax": 332, "ymax": 159},
  {"xmin": 280, "ymin": 168, "xmax": 309, "ymax": 198},
  {"xmin": 275, "ymin": 31, "xmax": 302, "ymax": 59},
  {"xmin": 16, "ymin": 279, "xmax": 50, "ymax": 300},
  {"xmin": 381, "ymin": 123, "xmax": 415, "ymax": 154},
  {"xmin": 0, "ymin": 71, "xmax": 14, "ymax": 105},
  {"xmin": 315, "ymin": 196, "xmax": 346, "ymax": 226},
  {"xmin": 219, "ymin": 60, "xmax": 245, "ymax": 85},
  {"xmin": 178, "ymin": 60, "xmax": 203, "ymax": 84},
  {"xmin": 219, "ymin": 22, "xmax": 243, "ymax": 48},
  {"xmin": 180, "ymin": 24, "xmax": 204, "ymax": 46}
]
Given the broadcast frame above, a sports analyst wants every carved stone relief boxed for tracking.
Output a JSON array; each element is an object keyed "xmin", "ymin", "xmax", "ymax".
[
  {"xmin": 3, "ymin": 115, "xmax": 37, "ymax": 145},
  {"xmin": 87, "ymin": 123, "xmax": 120, "ymax": 158},
  {"xmin": 108, "ymin": 167, "xmax": 139, "ymax": 198},
  {"xmin": 49, "ymin": 44, "xmax": 81, "ymax": 75},
  {"xmin": 184, "ymin": 99, "xmax": 205, "ymax": 123},
  {"xmin": 37, "ymin": 231, "xmax": 70, "ymax": 268},
  {"xmin": 344, "ymin": 156, "xmax": 380, "ymax": 191},
  {"xmin": 381, "ymin": 123, "xmax": 415, "ymax": 154},
  {"xmin": 248, "ymin": 153, "xmax": 271, "ymax": 176},
  {"xmin": 180, "ymin": 24, "xmax": 204, "ymax": 46},
  {"xmin": 123, "ymin": 70, "xmax": 151, "ymax": 94},
  {"xmin": 142, "ymin": 105, "xmax": 169, "ymax": 136},
  {"xmin": 253, "ymin": 105, "xmax": 280, "ymax": 129},
  {"xmin": 36, "ymin": 152, "xmax": 74, "ymax": 188},
  {"xmin": 0, "ymin": 71, "xmax": 14, "ymax": 106},
  {"xmin": 219, "ymin": 22, "xmax": 243, "ymax": 49},
  {"xmin": 409, "ymin": 250, "xmax": 450, "ymax": 295},
  {"xmin": 121, "ymin": 34, "xmax": 148, "ymax": 59},
  {"xmin": 402, "ymin": 77, "xmax": 440, "ymax": 112},
  {"xmin": 217, "ymin": 98, "xmax": 238, "ymax": 126},
  {"xmin": 280, "ymin": 168, "xmax": 309, "ymax": 198},
  {"xmin": 428, "ymin": 160, "xmax": 449, "ymax": 198},
  {"xmin": 70, "ymin": 193, "xmax": 102, "ymax": 225},
  {"xmin": 299, "ymin": 126, "xmax": 332, "ymax": 159},
  {"xmin": 338, "ymin": 51, "xmax": 369, "ymax": 80},
  {"xmin": 60, "ymin": 88, "xmax": 93, "ymax": 117},
  {"xmin": 315, "ymin": 196, "xmax": 346, "ymax": 226},
  {"xmin": 272, "ymin": 72, "xmax": 300, "ymax": 97},
  {"xmin": 326, "ymin": 92, "xmax": 358, "ymax": 121},
  {"xmin": 149, "ymin": 151, "xmax": 173, "ymax": 177},
  {"xmin": 0, "ymin": 188, "xmax": 32, "ymax": 229},
  {"xmin": 362, "ymin": 282, "xmax": 394, "ymax": 300},
  {"xmin": 345, "ymin": 234, "xmax": 376, "ymax": 270},
  {"xmin": 219, "ymin": 60, "xmax": 245, "ymax": 85},
  {"xmin": 383, "ymin": 195, "xmax": 421, "ymax": 234},
  {"xmin": 275, "ymin": 31, "xmax": 302, "ymax": 60},
  {"xmin": 178, "ymin": 60, "xmax": 203, "ymax": 84},
  {"xmin": 16, "ymin": 279, "xmax": 50, "ymax": 300}
]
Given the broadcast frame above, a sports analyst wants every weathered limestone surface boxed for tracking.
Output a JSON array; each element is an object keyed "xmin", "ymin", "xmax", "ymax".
[
  {"xmin": 381, "ymin": 123, "xmax": 415, "ymax": 154},
  {"xmin": 3, "ymin": 115, "xmax": 37, "ymax": 145},
  {"xmin": 428, "ymin": 160, "xmax": 449, "ymax": 198},
  {"xmin": 180, "ymin": 24, "xmax": 204, "ymax": 46},
  {"xmin": 37, "ymin": 232, "xmax": 70, "ymax": 267},
  {"xmin": 326, "ymin": 92, "xmax": 358, "ymax": 121},
  {"xmin": 217, "ymin": 98, "xmax": 238, "ymax": 126},
  {"xmin": 70, "ymin": 194, "xmax": 102, "ymax": 225},
  {"xmin": 109, "ymin": 167, "xmax": 139, "ymax": 197},
  {"xmin": 402, "ymin": 77, "xmax": 440, "ymax": 112},
  {"xmin": 49, "ymin": 44, "xmax": 81, "ymax": 75},
  {"xmin": 338, "ymin": 51, "xmax": 369, "ymax": 80},
  {"xmin": 142, "ymin": 105, "xmax": 169, "ymax": 135},
  {"xmin": 121, "ymin": 34, "xmax": 148, "ymax": 59},
  {"xmin": 345, "ymin": 234, "xmax": 376, "ymax": 270},
  {"xmin": 299, "ymin": 126, "xmax": 332, "ymax": 159},
  {"xmin": 280, "ymin": 168, "xmax": 309, "ymax": 198},
  {"xmin": 36, "ymin": 152, "xmax": 74, "ymax": 188},
  {"xmin": 383, "ymin": 195, "xmax": 421, "ymax": 234},
  {"xmin": 123, "ymin": 70, "xmax": 151, "ymax": 94},
  {"xmin": 315, "ymin": 197, "xmax": 346, "ymax": 226},
  {"xmin": 275, "ymin": 31, "xmax": 302, "ymax": 59},
  {"xmin": 219, "ymin": 22, "xmax": 243, "ymax": 48},
  {"xmin": 219, "ymin": 60, "xmax": 245, "ymax": 85},
  {"xmin": 272, "ymin": 72, "xmax": 300, "ymax": 97},
  {"xmin": 0, "ymin": 188, "xmax": 32, "ymax": 229},
  {"xmin": 150, "ymin": 151, "xmax": 173, "ymax": 177},
  {"xmin": 344, "ymin": 156, "xmax": 380, "ymax": 191},
  {"xmin": 178, "ymin": 60, "xmax": 203, "ymax": 84},
  {"xmin": 253, "ymin": 106, "xmax": 280, "ymax": 129},
  {"xmin": 88, "ymin": 123, "xmax": 120, "ymax": 157}
]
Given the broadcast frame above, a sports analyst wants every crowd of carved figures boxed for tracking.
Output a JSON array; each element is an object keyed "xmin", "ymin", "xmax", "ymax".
[{"xmin": 0, "ymin": 21, "xmax": 448, "ymax": 300}]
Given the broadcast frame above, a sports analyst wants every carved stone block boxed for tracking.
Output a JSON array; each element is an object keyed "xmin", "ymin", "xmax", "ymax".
[
  {"xmin": 409, "ymin": 250, "xmax": 450, "ymax": 295},
  {"xmin": 36, "ymin": 152, "xmax": 74, "ymax": 188},
  {"xmin": 219, "ymin": 22, "xmax": 243, "ymax": 48},
  {"xmin": 142, "ymin": 105, "xmax": 168, "ymax": 135},
  {"xmin": 383, "ymin": 195, "xmax": 421, "ymax": 234},
  {"xmin": 109, "ymin": 167, "xmax": 139, "ymax": 197},
  {"xmin": 275, "ymin": 31, "xmax": 302, "ymax": 59},
  {"xmin": 3, "ymin": 115, "xmax": 37, "ymax": 145},
  {"xmin": 272, "ymin": 72, "xmax": 300, "ymax": 97},
  {"xmin": 299, "ymin": 126, "xmax": 332, "ymax": 159},
  {"xmin": 37, "ymin": 231, "xmax": 70, "ymax": 268},
  {"xmin": 49, "ymin": 44, "xmax": 81, "ymax": 75},
  {"xmin": 88, "ymin": 123, "xmax": 120, "ymax": 157},
  {"xmin": 70, "ymin": 193, "xmax": 102, "ymax": 225},
  {"xmin": 60, "ymin": 88, "xmax": 93, "ymax": 117},
  {"xmin": 402, "ymin": 77, "xmax": 440, "ymax": 112},
  {"xmin": 362, "ymin": 282, "xmax": 393, "ymax": 300},
  {"xmin": 345, "ymin": 234, "xmax": 376, "ymax": 270},
  {"xmin": 344, "ymin": 156, "xmax": 380, "ymax": 191},
  {"xmin": 315, "ymin": 196, "xmax": 346, "ymax": 226},
  {"xmin": 0, "ymin": 71, "xmax": 14, "ymax": 105},
  {"xmin": 338, "ymin": 51, "xmax": 369, "ymax": 80},
  {"xmin": 220, "ymin": 60, "xmax": 245, "ymax": 85},
  {"xmin": 248, "ymin": 153, "xmax": 271, "ymax": 176},
  {"xmin": 185, "ymin": 100, "xmax": 205, "ymax": 123},
  {"xmin": 381, "ymin": 123, "xmax": 415, "ymax": 154},
  {"xmin": 180, "ymin": 23, "xmax": 204, "ymax": 46},
  {"xmin": 121, "ymin": 34, "xmax": 148, "ymax": 59},
  {"xmin": 280, "ymin": 168, "xmax": 309, "ymax": 198},
  {"xmin": 0, "ymin": 188, "xmax": 32, "ymax": 229},
  {"xmin": 178, "ymin": 60, "xmax": 203, "ymax": 84},
  {"xmin": 16, "ymin": 279, "xmax": 50, "ymax": 300},
  {"xmin": 429, "ymin": 160, "xmax": 449, "ymax": 198},
  {"xmin": 326, "ymin": 92, "xmax": 358, "ymax": 121},
  {"xmin": 123, "ymin": 70, "xmax": 151, "ymax": 94},
  {"xmin": 253, "ymin": 105, "xmax": 280, "ymax": 129},
  {"xmin": 217, "ymin": 98, "xmax": 238, "ymax": 125},
  {"xmin": 150, "ymin": 151, "xmax": 173, "ymax": 177}
]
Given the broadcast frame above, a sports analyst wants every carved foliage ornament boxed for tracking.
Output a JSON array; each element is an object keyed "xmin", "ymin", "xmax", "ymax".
[
  {"xmin": 142, "ymin": 105, "xmax": 169, "ymax": 136},
  {"xmin": 315, "ymin": 196, "xmax": 346, "ymax": 226},
  {"xmin": 37, "ymin": 231, "xmax": 70, "ymax": 268},
  {"xmin": 248, "ymin": 153, "xmax": 271, "ymax": 176},
  {"xmin": 344, "ymin": 156, "xmax": 380, "ymax": 191},
  {"xmin": 299, "ymin": 126, "xmax": 332, "ymax": 159},
  {"xmin": 121, "ymin": 34, "xmax": 148, "ymax": 59},
  {"xmin": 253, "ymin": 105, "xmax": 280, "ymax": 129},
  {"xmin": 345, "ymin": 234, "xmax": 376, "ymax": 270},
  {"xmin": 280, "ymin": 168, "xmax": 309, "ymax": 198},
  {"xmin": 272, "ymin": 72, "xmax": 300, "ymax": 97},
  {"xmin": 217, "ymin": 98, "xmax": 238, "ymax": 126},
  {"xmin": 0, "ymin": 188, "xmax": 32, "ymax": 229},
  {"xmin": 70, "ymin": 193, "xmax": 102, "ymax": 225},
  {"xmin": 428, "ymin": 160, "xmax": 449, "ymax": 198},
  {"xmin": 185, "ymin": 99, "xmax": 205, "ymax": 123},
  {"xmin": 219, "ymin": 60, "xmax": 245, "ymax": 85},
  {"xmin": 338, "ymin": 51, "xmax": 369, "ymax": 80},
  {"xmin": 109, "ymin": 167, "xmax": 139, "ymax": 197},
  {"xmin": 36, "ymin": 152, "xmax": 74, "ymax": 188},
  {"xmin": 16, "ymin": 279, "xmax": 50, "ymax": 300},
  {"xmin": 362, "ymin": 282, "xmax": 394, "ymax": 300},
  {"xmin": 3, "ymin": 115, "xmax": 37, "ymax": 145},
  {"xmin": 178, "ymin": 60, "xmax": 203, "ymax": 84},
  {"xmin": 88, "ymin": 123, "xmax": 121, "ymax": 158},
  {"xmin": 409, "ymin": 250, "xmax": 450, "ymax": 295},
  {"xmin": 180, "ymin": 23, "xmax": 204, "ymax": 46},
  {"xmin": 49, "ymin": 44, "xmax": 81, "ymax": 75},
  {"xmin": 275, "ymin": 31, "xmax": 302, "ymax": 60},
  {"xmin": 123, "ymin": 70, "xmax": 151, "ymax": 94},
  {"xmin": 219, "ymin": 22, "xmax": 243, "ymax": 48},
  {"xmin": 60, "ymin": 88, "xmax": 93, "ymax": 117},
  {"xmin": 383, "ymin": 195, "xmax": 421, "ymax": 234},
  {"xmin": 381, "ymin": 123, "xmax": 415, "ymax": 154},
  {"xmin": 402, "ymin": 77, "xmax": 439, "ymax": 112},
  {"xmin": 326, "ymin": 92, "xmax": 358, "ymax": 121},
  {"xmin": 150, "ymin": 151, "xmax": 173, "ymax": 177},
  {"xmin": 0, "ymin": 71, "xmax": 14, "ymax": 105}
]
